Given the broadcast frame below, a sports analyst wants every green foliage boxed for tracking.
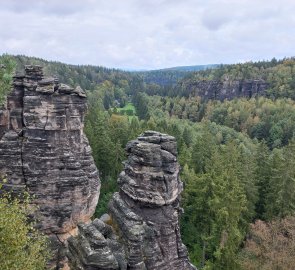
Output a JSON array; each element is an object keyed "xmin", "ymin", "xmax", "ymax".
[
  {"xmin": 149, "ymin": 95, "xmax": 295, "ymax": 148},
  {"xmin": 174, "ymin": 57, "xmax": 295, "ymax": 99},
  {"xmin": 181, "ymin": 140, "xmax": 254, "ymax": 269},
  {"xmin": 0, "ymin": 187, "xmax": 49, "ymax": 270},
  {"xmin": 133, "ymin": 92, "xmax": 150, "ymax": 120},
  {"xmin": 264, "ymin": 138, "xmax": 295, "ymax": 219},
  {"xmin": 0, "ymin": 54, "xmax": 16, "ymax": 106},
  {"xmin": 6, "ymin": 54, "xmax": 141, "ymax": 93},
  {"xmin": 85, "ymin": 88, "xmax": 143, "ymax": 218},
  {"xmin": 95, "ymin": 176, "xmax": 117, "ymax": 218},
  {"xmin": 254, "ymin": 141, "xmax": 271, "ymax": 218},
  {"xmin": 12, "ymin": 54, "xmax": 295, "ymax": 268}
]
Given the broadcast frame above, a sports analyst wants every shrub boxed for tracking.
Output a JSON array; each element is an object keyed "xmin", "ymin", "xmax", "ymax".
[{"xmin": 0, "ymin": 181, "xmax": 50, "ymax": 270}]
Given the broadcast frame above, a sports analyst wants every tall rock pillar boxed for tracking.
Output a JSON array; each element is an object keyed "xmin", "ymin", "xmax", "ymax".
[
  {"xmin": 109, "ymin": 131, "xmax": 195, "ymax": 270},
  {"xmin": 0, "ymin": 66, "xmax": 100, "ymax": 268}
]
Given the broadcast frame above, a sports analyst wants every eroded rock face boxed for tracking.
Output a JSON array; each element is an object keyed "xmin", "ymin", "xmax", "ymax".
[
  {"xmin": 0, "ymin": 65, "xmax": 100, "ymax": 236},
  {"xmin": 109, "ymin": 131, "xmax": 195, "ymax": 270},
  {"xmin": 1, "ymin": 67, "xmax": 195, "ymax": 269},
  {"xmin": 67, "ymin": 217, "xmax": 127, "ymax": 270},
  {"xmin": 183, "ymin": 79, "xmax": 269, "ymax": 100},
  {"xmin": 67, "ymin": 131, "xmax": 195, "ymax": 270}
]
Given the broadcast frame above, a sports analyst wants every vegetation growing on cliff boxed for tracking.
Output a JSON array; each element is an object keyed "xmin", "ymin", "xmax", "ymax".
[
  {"xmin": 2, "ymin": 54, "xmax": 295, "ymax": 269},
  {"xmin": 81, "ymin": 56, "xmax": 295, "ymax": 269},
  {"xmin": 0, "ymin": 186, "xmax": 50, "ymax": 270}
]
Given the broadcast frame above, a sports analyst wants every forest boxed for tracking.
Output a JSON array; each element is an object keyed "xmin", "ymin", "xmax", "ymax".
[{"xmin": 1, "ymin": 54, "xmax": 295, "ymax": 269}]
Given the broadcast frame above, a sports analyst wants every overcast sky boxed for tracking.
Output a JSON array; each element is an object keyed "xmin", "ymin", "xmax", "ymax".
[{"xmin": 0, "ymin": 0, "xmax": 294, "ymax": 70}]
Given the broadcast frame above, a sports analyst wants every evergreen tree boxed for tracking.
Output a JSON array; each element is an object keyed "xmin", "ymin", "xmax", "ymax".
[
  {"xmin": 182, "ymin": 142, "xmax": 248, "ymax": 269},
  {"xmin": 254, "ymin": 141, "xmax": 271, "ymax": 218},
  {"xmin": 0, "ymin": 55, "xmax": 15, "ymax": 105},
  {"xmin": 265, "ymin": 138, "xmax": 295, "ymax": 219}
]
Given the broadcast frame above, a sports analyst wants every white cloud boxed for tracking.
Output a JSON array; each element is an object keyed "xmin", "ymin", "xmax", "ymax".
[{"xmin": 0, "ymin": 0, "xmax": 294, "ymax": 69}]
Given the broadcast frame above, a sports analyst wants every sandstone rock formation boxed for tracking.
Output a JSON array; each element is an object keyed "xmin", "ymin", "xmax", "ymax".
[
  {"xmin": 67, "ymin": 217, "xmax": 127, "ymax": 270},
  {"xmin": 109, "ymin": 131, "xmax": 195, "ymax": 270},
  {"xmin": 0, "ymin": 65, "xmax": 100, "ymax": 267},
  {"xmin": 181, "ymin": 79, "xmax": 269, "ymax": 100},
  {"xmin": 66, "ymin": 131, "xmax": 196, "ymax": 270},
  {"xmin": 0, "ymin": 66, "xmax": 195, "ymax": 269}
]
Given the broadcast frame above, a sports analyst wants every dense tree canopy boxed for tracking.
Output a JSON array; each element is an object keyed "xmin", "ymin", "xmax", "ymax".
[
  {"xmin": 2, "ymin": 54, "xmax": 295, "ymax": 269},
  {"xmin": 0, "ymin": 55, "xmax": 15, "ymax": 106}
]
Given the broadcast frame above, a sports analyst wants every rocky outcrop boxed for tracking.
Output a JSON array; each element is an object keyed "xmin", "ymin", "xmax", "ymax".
[
  {"xmin": 66, "ymin": 131, "xmax": 196, "ymax": 270},
  {"xmin": 182, "ymin": 79, "xmax": 269, "ymax": 100},
  {"xmin": 67, "ymin": 217, "xmax": 127, "ymax": 270},
  {"xmin": 0, "ymin": 66, "xmax": 195, "ymax": 269},
  {"xmin": 108, "ymin": 131, "xmax": 195, "ymax": 270},
  {"xmin": 0, "ymin": 66, "xmax": 100, "ymax": 268}
]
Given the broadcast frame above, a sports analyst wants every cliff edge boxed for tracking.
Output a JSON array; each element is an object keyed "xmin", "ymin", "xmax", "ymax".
[
  {"xmin": 68, "ymin": 131, "xmax": 196, "ymax": 270},
  {"xmin": 0, "ymin": 66, "xmax": 100, "ymax": 268},
  {"xmin": 0, "ymin": 66, "xmax": 195, "ymax": 270}
]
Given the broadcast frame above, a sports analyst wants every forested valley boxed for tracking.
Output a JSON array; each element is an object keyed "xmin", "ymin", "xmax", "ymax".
[{"xmin": 1, "ymin": 54, "xmax": 295, "ymax": 269}]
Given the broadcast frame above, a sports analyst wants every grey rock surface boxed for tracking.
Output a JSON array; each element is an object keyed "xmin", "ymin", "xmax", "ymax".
[
  {"xmin": 108, "ymin": 131, "xmax": 196, "ymax": 270},
  {"xmin": 66, "ymin": 131, "xmax": 196, "ymax": 270},
  {"xmin": 67, "ymin": 219, "xmax": 127, "ymax": 270},
  {"xmin": 182, "ymin": 79, "xmax": 269, "ymax": 100},
  {"xmin": 0, "ymin": 66, "xmax": 100, "ymax": 268},
  {"xmin": 0, "ymin": 66, "xmax": 195, "ymax": 269}
]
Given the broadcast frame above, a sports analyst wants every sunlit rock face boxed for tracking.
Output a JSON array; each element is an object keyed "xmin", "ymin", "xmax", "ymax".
[
  {"xmin": 0, "ymin": 65, "xmax": 100, "ymax": 235},
  {"xmin": 108, "ymin": 131, "xmax": 196, "ymax": 270}
]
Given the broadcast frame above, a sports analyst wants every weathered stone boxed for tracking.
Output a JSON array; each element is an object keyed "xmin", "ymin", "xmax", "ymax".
[
  {"xmin": 67, "ymin": 219, "xmax": 127, "ymax": 270},
  {"xmin": 184, "ymin": 79, "xmax": 269, "ymax": 101},
  {"xmin": 36, "ymin": 77, "xmax": 56, "ymax": 94},
  {"xmin": 1, "ymin": 66, "xmax": 195, "ymax": 270},
  {"xmin": 74, "ymin": 86, "xmax": 87, "ymax": 98},
  {"xmin": 59, "ymin": 83, "xmax": 74, "ymax": 94},
  {"xmin": 0, "ymin": 66, "xmax": 100, "ymax": 268},
  {"xmin": 66, "ymin": 131, "xmax": 196, "ymax": 270},
  {"xmin": 108, "ymin": 131, "xmax": 196, "ymax": 270}
]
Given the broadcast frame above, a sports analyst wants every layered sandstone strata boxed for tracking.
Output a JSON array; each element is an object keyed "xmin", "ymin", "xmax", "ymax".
[
  {"xmin": 67, "ymin": 131, "xmax": 195, "ymax": 270},
  {"xmin": 182, "ymin": 79, "xmax": 269, "ymax": 100},
  {"xmin": 0, "ymin": 66, "xmax": 100, "ymax": 267}
]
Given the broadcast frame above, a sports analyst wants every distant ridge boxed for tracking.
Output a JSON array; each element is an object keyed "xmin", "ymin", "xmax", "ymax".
[
  {"xmin": 156, "ymin": 64, "xmax": 219, "ymax": 72},
  {"xmin": 134, "ymin": 64, "xmax": 220, "ymax": 86}
]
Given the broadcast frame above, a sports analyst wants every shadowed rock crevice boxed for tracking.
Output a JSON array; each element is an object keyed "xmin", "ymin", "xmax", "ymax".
[
  {"xmin": 184, "ymin": 79, "xmax": 269, "ymax": 100},
  {"xmin": 67, "ymin": 131, "xmax": 196, "ymax": 270},
  {"xmin": 0, "ymin": 66, "xmax": 195, "ymax": 270},
  {"xmin": 0, "ymin": 65, "xmax": 100, "ymax": 269}
]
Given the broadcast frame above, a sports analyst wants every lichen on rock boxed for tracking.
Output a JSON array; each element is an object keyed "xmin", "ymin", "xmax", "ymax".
[
  {"xmin": 67, "ymin": 131, "xmax": 196, "ymax": 270},
  {"xmin": 108, "ymin": 131, "xmax": 195, "ymax": 270},
  {"xmin": 0, "ymin": 65, "xmax": 100, "ymax": 268},
  {"xmin": 0, "ymin": 66, "xmax": 195, "ymax": 270}
]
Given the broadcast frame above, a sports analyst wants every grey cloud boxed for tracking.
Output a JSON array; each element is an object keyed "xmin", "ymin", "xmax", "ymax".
[
  {"xmin": 0, "ymin": 0, "xmax": 92, "ymax": 15},
  {"xmin": 0, "ymin": 0, "xmax": 294, "ymax": 69},
  {"xmin": 202, "ymin": 12, "xmax": 231, "ymax": 31}
]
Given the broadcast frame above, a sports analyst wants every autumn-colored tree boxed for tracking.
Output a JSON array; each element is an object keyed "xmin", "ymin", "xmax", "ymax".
[{"xmin": 239, "ymin": 217, "xmax": 295, "ymax": 270}]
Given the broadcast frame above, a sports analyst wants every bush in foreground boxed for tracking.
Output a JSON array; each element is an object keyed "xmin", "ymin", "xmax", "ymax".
[{"xmin": 0, "ymin": 184, "xmax": 50, "ymax": 270}]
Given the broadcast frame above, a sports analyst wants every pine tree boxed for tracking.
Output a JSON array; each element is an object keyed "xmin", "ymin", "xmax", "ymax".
[
  {"xmin": 182, "ymin": 142, "xmax": 248, "ymax": 269},
  {"xmin": 254, "ymin": 140, "xmax": 271, "ymax": 218},
  {"xmin": 265, "ymin": 138, "xmax": 295, "ymax": 219}
]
